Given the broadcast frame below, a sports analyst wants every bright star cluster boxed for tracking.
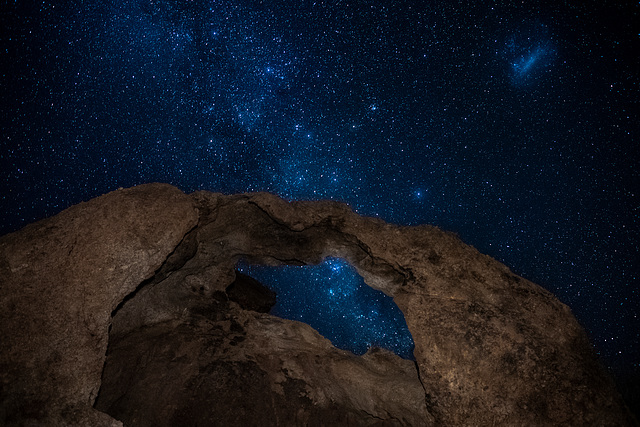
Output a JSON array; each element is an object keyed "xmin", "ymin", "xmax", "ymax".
[{"xmin": 1, "ymin": 0, "xmax": 637, "ymax": 388}]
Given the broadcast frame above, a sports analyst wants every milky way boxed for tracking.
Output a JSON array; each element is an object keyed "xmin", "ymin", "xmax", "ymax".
[{"xmin": 1, "ymin": 0, "xmax": 637, "ymax": 380}]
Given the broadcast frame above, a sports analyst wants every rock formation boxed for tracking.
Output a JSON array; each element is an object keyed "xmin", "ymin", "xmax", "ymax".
[{"xmin": 0, "ymin": 183, "xmax": 634, "ymax": 426}]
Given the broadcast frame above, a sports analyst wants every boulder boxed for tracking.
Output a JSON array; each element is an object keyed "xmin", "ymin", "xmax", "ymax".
[
  {"xmin": 0, "ymin": 184, "xmax": 199, "ymax": 425},
  {"xmin": 0, "ymin": 184, "xmax": 634, "ymax": 426}
]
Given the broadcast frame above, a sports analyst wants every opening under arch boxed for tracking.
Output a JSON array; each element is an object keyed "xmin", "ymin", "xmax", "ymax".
[{"xmin": 237, "ymin": 256, "xmax": 415, "ymax": 359}]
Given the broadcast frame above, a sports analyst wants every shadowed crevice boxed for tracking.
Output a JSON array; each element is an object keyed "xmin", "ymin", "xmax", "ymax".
[{"xmin": 109, "ymin": 223, "xmax": 199, "ymax": 320}]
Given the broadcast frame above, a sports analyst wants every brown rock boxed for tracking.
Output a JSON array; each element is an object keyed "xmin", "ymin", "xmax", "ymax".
[
  {"xmin": 1, "ymin": 184, "xmax": 634, "ymax": 426},
  {"xmin": 96, "ymin": 302, "xmax": 430, "ymax": 426},
  {"xmin": 0, "ymin": 184, "xmax": 199, "ymax": 426}
]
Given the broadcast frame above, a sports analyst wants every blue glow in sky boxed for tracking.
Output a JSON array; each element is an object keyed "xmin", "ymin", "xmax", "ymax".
[
  {"xmin": 503, "ymin": 23, "xmax": 556, "ymax": 86},
  {"xmin": 512, "ymin": 47, "xmax": 544, "ymax": 76}
]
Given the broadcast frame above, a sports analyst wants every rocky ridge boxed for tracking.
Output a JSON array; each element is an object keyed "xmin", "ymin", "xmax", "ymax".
[{"xmin": 0, "ymin": 183, "xmax": 634, "ymax": 426}]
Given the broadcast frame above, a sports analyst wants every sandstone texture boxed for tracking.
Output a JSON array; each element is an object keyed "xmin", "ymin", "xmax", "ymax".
[{"xmin": 0, "ymin": 184, "xmax": 635, "ymax": 426}]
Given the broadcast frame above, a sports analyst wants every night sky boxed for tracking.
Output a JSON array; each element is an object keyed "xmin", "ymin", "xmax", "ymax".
[
  {"xmin": 238, "ymin": 257, "xmax": 416, "ymax": 359},
  {"xmin": 1, "ymin": 0, "xmax": 638, "ymax": 381}
]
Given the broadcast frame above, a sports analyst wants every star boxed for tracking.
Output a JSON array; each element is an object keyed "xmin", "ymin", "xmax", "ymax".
[{"xmin": 1, "ymin": 0, "xmax": 636, "ymax": 387}]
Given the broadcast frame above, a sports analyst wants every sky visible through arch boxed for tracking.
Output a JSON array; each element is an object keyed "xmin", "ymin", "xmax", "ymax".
[
  {"xmin": 238, "ymin": 257, "xmax": 415, "ymax": 359},
  {"xmin": 1, "ymin": 0, "xmax": 637, "ymax": 380}
]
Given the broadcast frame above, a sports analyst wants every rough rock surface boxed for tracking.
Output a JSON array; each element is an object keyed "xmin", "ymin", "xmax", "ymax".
[
  {"xmin": 0, "ymin": 184, "xmax": 199, "ymax": 426},
  {"xmin": 0, "ymin": 184, "xmax": 635, "ymax": 426},
  {"xmin": 96, "ymin": 306, "xmax": 429, "ymax": 426}
]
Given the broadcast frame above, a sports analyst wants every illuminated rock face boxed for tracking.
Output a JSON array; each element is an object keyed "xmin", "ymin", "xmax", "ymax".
[
  {"xmin": 0, "ymin": 184, "xmax": 633, "ymax": 426},
  {"xmin": 0, "ymin": 183, "xmax": 198, "ymax": 426}
]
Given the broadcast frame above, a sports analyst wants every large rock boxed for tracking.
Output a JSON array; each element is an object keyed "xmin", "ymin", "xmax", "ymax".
[
  {"xmin": 0, "ymin": 184, "xmax": 199, "ymax": 426},
  {"xmin": 96, "ymin": 302, "xmax": 430, "ymax": 426},
  {"xmin": 0, "ymin": 184, "xmax": 634, "ymax": 426}
]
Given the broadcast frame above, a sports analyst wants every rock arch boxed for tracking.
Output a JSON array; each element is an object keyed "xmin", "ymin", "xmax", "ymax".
[{"xmin": 0, "ymin": 184, "xmax": 632, "ymax": 425}]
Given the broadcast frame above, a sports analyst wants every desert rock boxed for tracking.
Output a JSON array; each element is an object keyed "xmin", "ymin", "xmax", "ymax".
[{"xmin": 0, "ymin": 184, "xmax": 634, "ymax": 426}]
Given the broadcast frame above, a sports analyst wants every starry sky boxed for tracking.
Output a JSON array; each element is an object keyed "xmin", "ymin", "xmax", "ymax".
[
  {"xmin": 238, "ymin": 257, "xmax": 415, "ymax": 359},
  {"xmin": 1, "ymin": 0, "xmax": 638, "ymax": 381}
]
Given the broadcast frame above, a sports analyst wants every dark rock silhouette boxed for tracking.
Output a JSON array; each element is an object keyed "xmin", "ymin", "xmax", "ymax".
[
  {"xmin": 226, "ymin": 271, "xmax": 277, "ymax": 313},
  {"xmin": 0, "ymin": 183, "xmax": 634, "ymax": 426}
]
